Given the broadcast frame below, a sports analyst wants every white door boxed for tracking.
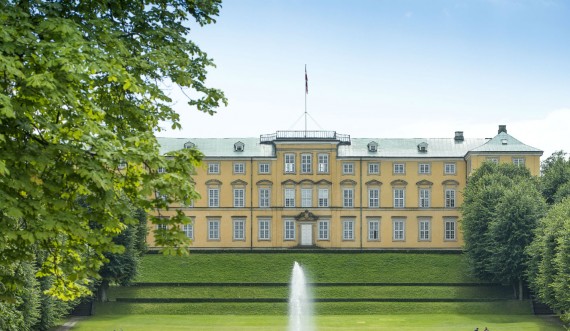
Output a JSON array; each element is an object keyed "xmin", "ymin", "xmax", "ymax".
[{"xmin": 301, "ymin": 224, "xmax": 312, "ymax": 246}]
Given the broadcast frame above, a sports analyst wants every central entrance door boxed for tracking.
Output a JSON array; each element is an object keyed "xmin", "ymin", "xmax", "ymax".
[{"xmin": 300, "ymin": 224, "xmax": 313, "ymax": 246}]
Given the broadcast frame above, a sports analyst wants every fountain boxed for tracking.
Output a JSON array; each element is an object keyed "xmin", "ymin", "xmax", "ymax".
[{"xmin": 288, "ymin": 261, "xmax": 314, "ymax": 331}]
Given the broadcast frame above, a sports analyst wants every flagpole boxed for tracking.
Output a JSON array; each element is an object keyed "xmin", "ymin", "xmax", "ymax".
[{"xmin": 304, "ymin": 64, "xmax": 308, "ymax": 136}]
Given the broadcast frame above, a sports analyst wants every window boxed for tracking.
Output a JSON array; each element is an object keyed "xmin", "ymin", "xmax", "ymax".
[
  {"xmin": 369, "ymin": 188, "xmax": 380, "ymax": 208},
  {"xmin": 233, "ymin": 162, "xmax": 245, "ymax": 174},
  {"xmin": 343, "ymin": 188, "xmax": 354, "ymax": 208},
  {"xmin": 486, "ymin": 157, "xmax": 499, "ymax": 164},
  {"xmin": 118, "ymin": 160, "xmax": 127, "ymax": 170},
  {"xmin": 368, "ymin": 162, "xmax": 380, "ymax": 174},
  {"xmin": 419, "ymin": 218, "xmax": 430, "ymax": 241},
  {"xmin": 208, "ymin": 219, "xmax": 220, "ymax": 240},
  {"xmin": 343, "ymin": 220, "xmax": 354, "ymax": 240},
  {"xmin": 284, "ymin": 154, "xmax": 295, "ymax": 173},
  {"xmin": 183, "ymin": 223, "xmax": 193, "ymax": 239},
  {"xmin": 445, "ymin": 189, "xmax": 456, "ymax": 208},
  {"xmin": 419, "ymin": 163, "xmax": 430, "ymax": 174},
  {"xmin": 343, "ymin": 162, "xmax": 354, "ymax": 174},
  {"xmin": 284, "ymin": 219, "xmax": 295, "ymax": 240},
  {"xmin": 156, "ymin": 223, "xmax": 168, "ymax": 230},
  {"xmin": 393, "ymin": 163, "xmax": 405, "ymax": 174},
  {"xmin": 318, "ymin": 220, "xmax": 329, "ymax": 240},
  {"xmin": 285, "ymin": 188, "xmax": 295, "ymax": 208},
  {"xmin": 513, "ymin": 158, "xmax": 525, "ymax": 167},
  {"xmin": 157, "ymin": 167, "xmax": 166, "ymax": 174},
  {"xmin": 208, "ymin": 188, "xmax": 219, "ymax": 207},
  {"xmin": 368, "ymin": 141, "xmax": 378, "ymax": 152},
  {"xmin": 318, "ymin": 188, "xmax": 329, "ymax": 207},
  {"xmin": 234, "ymin": 141, "xmax": 244, "ymax": 152},
  {"xmin": 258, "ymin": 219, "xmax": 270, "ymax": 240},
  {"xmin": 208, "ymin": 163, "xmax": 220, "ymax": 174},
  {"xmin": 368, "ymin": 219, "xmax": 380, "ymax": 241},
  {"xmin": 393, "ymin": 218, "xmax": 405, "ymax": 241},
  {"xmin": 318, "ymin": 154, "xmax": 329, "ymax": 173},
  {"xmin": 419, "ymin": 188, "xmax": 430, "ymax": 208},
  {"xmin": 233, "ymin": 218, "xmax": 245, "ymax": 240},
  {"xmin": 301, "ymin": 188, "xmax": 312, "ymax": 208},
  {"xmin": 444, "ymin": 163, "xmax": 456, "ymax": 175},
  {"xmin": 444, "ymin": 218, "xmax": 457, "ymax": 240},
  {"xmin": 155, "ymin": 190, "xmax": 167, "ymax": 201},
  {"xmin": 259, "ymin": 163, "xmax": 270, "ymax": 174},
  {"xmin": 233, "ymin": 188, "xmax": 245, "ymax": 208},
  {"xmin": 259, "ymin": 188, "xmax": 270, "ymax": 208},
  {"xmin": 393, "ymin": 188, "xmax": 405, "ymax": 208},
  {"xmin": 301, "ymin": 154, "xmax": 312, "ymax": 173}
]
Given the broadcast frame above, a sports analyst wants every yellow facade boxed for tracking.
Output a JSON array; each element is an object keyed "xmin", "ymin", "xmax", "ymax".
[{"xmin": 148, "ymin": 125, "xmax": 542, "ymax": 250}]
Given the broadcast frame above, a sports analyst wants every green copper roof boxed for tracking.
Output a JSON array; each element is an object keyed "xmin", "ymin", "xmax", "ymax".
[{"xmin": 157, "ymin": 131, "xmax": 542, "ymax": 158}]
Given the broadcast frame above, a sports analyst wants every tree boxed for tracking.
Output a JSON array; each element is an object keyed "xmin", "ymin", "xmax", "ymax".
[
  {"xmin": 461, "ymin": 162, "xmax": 545, "ymax": 299},
  {"xmin": 540, "ymin": 150, "xmax": 570, "ymax": 204},
  {"xmin": 527, "ymin": 198, "xmax": 570, "ymax": 326},
  {"xmin": 0, "ymin": 0, "xmax": 226, "ymax": 300}
]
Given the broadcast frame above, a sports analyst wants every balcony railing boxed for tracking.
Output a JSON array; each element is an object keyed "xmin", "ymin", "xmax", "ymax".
[{"xmin": 260, "ymin": 131, "xmax": 351, "ymax": 144}]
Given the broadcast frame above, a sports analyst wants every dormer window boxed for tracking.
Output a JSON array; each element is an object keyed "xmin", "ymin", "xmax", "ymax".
[
  {"xmin": 184, "ymin": 141, "xmax": 195, "ymax": 149},
  {"xmin": 367, "ymin": 141, "xmax": 378, "ymax": 153},
  {"xmin": 501, "ymin": 139, "xmax": 508, "ymax": 145},
  {"xmin": 417, "ymin": 142, "xmax": 428, "ymax": 153},
  {"xmin": 234, "ymin": 141, "xmax": 245, "ymax": 152}
]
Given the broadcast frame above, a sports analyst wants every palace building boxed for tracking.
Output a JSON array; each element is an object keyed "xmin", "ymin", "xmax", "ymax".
[{"xmin": 147, "ymin": 125, "xmax": 542, "ymax": 250}]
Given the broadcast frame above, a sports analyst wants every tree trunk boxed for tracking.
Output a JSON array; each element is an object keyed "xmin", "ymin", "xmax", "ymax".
[
  {"xmin": 519, "ymin": 278, "xmax": 523, "ymax": 301},
  {"xmin": 97, "ymin": 280, "xmax": 109, "ymax": 302}
]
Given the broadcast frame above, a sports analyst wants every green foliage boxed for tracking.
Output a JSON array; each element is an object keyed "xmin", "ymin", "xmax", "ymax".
[
  {"xmin": 0, "ymin": 262, "xmax": 40, "ymax": 331},
  {"xmin": 0, "ymin": 0, "xmax": 226, "ymax": 300},
  {"xmin": 541, "ymin": 150, "xmax": 570, "ymax": 204},
  {"xmin": 461, "ymin": 162, "xmax": 545, "ymax": 293},
  {"xmin": 527, "ymin": 198, "xmax": 570, "ymax": 326}
]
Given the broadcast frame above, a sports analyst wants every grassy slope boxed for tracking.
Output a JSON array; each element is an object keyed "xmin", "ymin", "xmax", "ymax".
[{"xmin": 135, "ymin": 253, "xmax": 479, "ymax": 283}]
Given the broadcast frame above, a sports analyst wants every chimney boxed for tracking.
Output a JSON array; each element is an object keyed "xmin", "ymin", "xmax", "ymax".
[
  {"xmin": 498, "ymin": 125, "xmax": 507, "ymax": 134},
  {"xmin": 454, "ymin": 131, "xmax": 464, "ymax": 142}
]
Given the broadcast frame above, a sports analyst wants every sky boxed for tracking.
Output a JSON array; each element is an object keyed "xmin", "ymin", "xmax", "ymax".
[{"xmin": 159, "ymin": 0, "xmax": 570, "ymax": 160}]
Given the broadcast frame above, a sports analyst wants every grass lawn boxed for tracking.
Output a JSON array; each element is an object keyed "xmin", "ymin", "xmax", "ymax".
[{"xmin": 73, "ymin": 314, "xmax": 565, "ymax": 331}]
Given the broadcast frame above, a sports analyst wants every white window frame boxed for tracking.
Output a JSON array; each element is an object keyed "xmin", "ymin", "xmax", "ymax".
[
  {"xmin": 393, "ymin": 188, "xmax": 405, "ymax": 208},
  {"xmin": 486, "ymin": 157, "xmax": 499, "ymax": 164},
  {"xmin": 318, "ymin": 220, "xmax": 329, "ymax": 240},
  {"xmin": 419, "ymin": 218, "xmax": 430, "ymax": 241},
  {"xmin": 368, "ymin": 188, "xmax": 380, "ymax": 208},
  {"xmin": 368, "ymin": 162, "xmax": 380, "ymax": 174},
  {"xmin": 284, "ymin": 188, "xmax": 296, "ymax": 208},
  {"xmin": 208, "ymin": 219, "xmax": 220, "ymax": 240},
  {"xmin": 284, "ymin": 219, "xmax": 296, "ymax": 240},
  {"xmin": 444, "ymin": 218, "xmax": 457, "ymax": 241},
  {"xmin": 444, "ymin": 163, "xmax": 456, "ymax": 175},
  {"xmin": 157, "ymin": 167, "xmax": 166, "ymax": 174},
  {"xmin": 343, "ymin": 162, "xmax": 354, "ymax": 175},
  {"xmin": 259, "ymin": 188, "xmax": 270, "ymax": 208},
  {"xmin": 419, "ymin": 188, "xmax": 430, "ymax": 208},
  {"xmin": 393, "ymin": 218, "xmax": 405, "ymax": 241},
  {"xmin": 208, "ymin": 162, "xmax": 220, "ymax": 174},
  {"xmin": 183, "ymin": 223, "xmax": 193, "ymax": 239},
  {"xmin": 301, "ymin": 188, "xmax": 312, "ymax": 208},
  {"xmin": 368, "ymin": 218, "xmax": 380, "ymax": 241},
  {"xmin": 343, "ymin": 188, "xmax": 354, "ymax": 208},
  {"xmin": 342, "ymin": 219, "xmax": 354, "ymax": 240},
  {"xmin": 513, "ymin": 157, "xmax": 525, "ymax": 167},
  {"xmin": 445, "ymin": 189, "xmax": 456, "ymax": 208},
  {"xmin": 233, "ymin": 188, "xmax": 245, "ymax": 208},
  {"xmin": 156, "ymin": 223, "xmax": 168, "ymax": 230},
  {"xmin": 318, "ymin": 188, "xmax": 329, "ymax": 207},
  {"xmin": 318, "ymin": 154, "xmax": 329, "ymax": 173},
  {"xmin": 301, "ymin": 153, "xmax": 312, "ymax": 174},
  {"xmin": 259, "ymin": 163, "xmax": 270, "ymax": 174},
  {"xmin": 419, "ymin": 163, "xmax": 430, "ymax": 174},
  {"xmin": 233, "ymin": 218, "xmax": 246, "ymax": 241},
  {"xmin": 393, "ymin": 163, "xmax": 405, "ymax": 174},
  {"xmin": 284, "ymin": 153, "xmax": 296, "ymax": 173},
  {"xmin": 258, "ymin": 219, "xmax": 271, "ymax": 240},
  {"xmin": 233, "ymin": 162, "xmax": 245, "ymax": 174},
  {"xmin": 208, "ymin": 188, "xmax": 219, "ymax": 208}
]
